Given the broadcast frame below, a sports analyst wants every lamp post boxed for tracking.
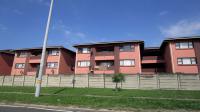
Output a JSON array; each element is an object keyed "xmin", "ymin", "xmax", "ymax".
[{"xmin": 35, "ymin": 0, "xmax": 54, "ymax": 97}]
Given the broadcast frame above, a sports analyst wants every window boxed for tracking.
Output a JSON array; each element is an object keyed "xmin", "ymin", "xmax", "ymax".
[
  {"xmin": 15, "ymin": 63, "xmax": 25, "ymax": 69},
  {"xmin": 17, "ymin": 52, "xmax": 27, "ymax": 57},
  {"xmin": 175, "ymin": 42, "xmax": 193, "ymax": 49},
  {"xmin": 48, "ymin": 50, "xmax": 59, "ymax": 56},
  {"xmin": 78, "ymin": 48, "xmax": 91, "ymax": 53},
  {"xmin": 119, "ymin": 44, "xmax": 134, "ymax": 52},
  {"xmin": 120, "ymin": 60, "xmax": 135, "ymax": 66},
  {"xmin": 177, "ymin": 58, "xmax": 197, "ymax": 65},
  {"xmin": 47, "ymin": 62, "xmax": 58, "ymax": 68},
  {"xmin": 77, "ymin": 61, "xmax": 90, "ymax": 67}
]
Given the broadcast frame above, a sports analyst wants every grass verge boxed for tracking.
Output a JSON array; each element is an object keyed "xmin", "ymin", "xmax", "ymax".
[{"xmin": 0, "ymin": 86, "xmax": 200, "ymax": 110}]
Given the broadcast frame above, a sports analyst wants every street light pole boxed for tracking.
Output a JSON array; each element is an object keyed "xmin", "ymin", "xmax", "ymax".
[{"xmin": 35, "ymin": 0, "xmax": 54, "ymax": 97}]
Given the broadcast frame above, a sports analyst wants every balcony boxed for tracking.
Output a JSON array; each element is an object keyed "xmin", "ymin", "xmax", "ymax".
[
  {"xmin": 94, "ymin": 66, "xmax": 114, "ymax": 70},
  {"xmin": 94, "ymin": 46, "xmax": 114, "ymax": 60},
  {"xmin": 29, "ymin": 55, "xmax": 41, "ymax": 63},
  {"xmin": 93, "ymin": 66, "xmax": 115, "ymax": 74},
  {"xmin": 142, "ymin": 56, "xmax": 165, "ymax": 64},
  {"xmin": 95, "ymin": 52, "xmax": 114, "ymax": 60}
]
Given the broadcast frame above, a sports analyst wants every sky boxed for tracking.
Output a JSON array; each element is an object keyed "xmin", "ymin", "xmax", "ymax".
[{"xmin": 0, "ymin": 0, "xmax": 200, "ymax": 50}]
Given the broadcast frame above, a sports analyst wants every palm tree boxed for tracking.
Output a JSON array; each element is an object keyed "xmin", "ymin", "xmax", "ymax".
[{"xmin": 112, "ymin": 73, "xmax": 125, "ymax": 91}]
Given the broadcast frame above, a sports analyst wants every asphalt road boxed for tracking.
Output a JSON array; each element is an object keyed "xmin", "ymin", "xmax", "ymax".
[{"xmin": 0, "ymin": 105, "xmax": 106, "ymax": 112}]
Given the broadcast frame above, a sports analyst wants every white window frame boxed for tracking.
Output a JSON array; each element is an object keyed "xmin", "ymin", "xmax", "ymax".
[
  {"xmin": 48, "ymin": 50, "xmax": 59, "ymax": 56},
  {"xmin": 119, "ymin": 44, "xmax": 134, "ymax": 52},
  {"xmin": 175, "ymin": 42, "xmax": 193, "ymax": 49},
  {"xmin": 77, "ymin": 61, "xmax": 90, "ymax": 67},
  {"xmin": 47, "ymin": 62, "xmax": 58, "ymax": 68},
  {"xmin": 15, "ymin": 63, "xmax": 25, "ymax": 69},
  {"xmin": 177, "ymin": 58, "xmax": 197, "ymax": 65},
  {"xmin": 78, "ymin": 48, "xmax": 91, "ymax": 53},
  {"xmin": 120, "ymin": 60, "xmax": 135, "ymax": 66}
]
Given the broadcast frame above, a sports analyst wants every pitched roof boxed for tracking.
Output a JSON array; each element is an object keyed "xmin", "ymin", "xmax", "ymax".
[
  {"xmin": 164, "ymin": 36, "xmax": 200, "ymax": 42},
  {"xmin": 160, "ymin": 36, "xmax": 200, "ymax": 49},
  {"xmin": 73, "ymin": 40, "xmax": 144, "ymax": 47},
  {"xmin": 14, "ymin": 46, "xmax": 75, "ymax": 54},
  {"xmin": 0, "ymin": 49, "xmax": 14, "ymax": 55}
]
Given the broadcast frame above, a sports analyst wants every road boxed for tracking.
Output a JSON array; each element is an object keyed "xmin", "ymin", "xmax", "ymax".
[{"xmin": 0, "ymin": 105, "xmax": 109, "ymax": 112}]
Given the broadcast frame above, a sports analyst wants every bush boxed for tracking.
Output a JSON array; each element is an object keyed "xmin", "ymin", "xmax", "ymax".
[{"xmin": 112, "ymin": 73, "xmax": 125, "ymax": 91}]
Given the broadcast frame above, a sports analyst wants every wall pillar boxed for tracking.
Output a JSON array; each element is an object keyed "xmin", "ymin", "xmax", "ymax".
[
  {"xmin": 114, "ymin": 46, "xmax": 120, "ymax": 74},
  {"xmin": 193, "ymin": 41, "xmax": 200, "ymax": 73},
  {"xmin": 90, "ymin": 47, "xmax": 96, "ymax": 74}
]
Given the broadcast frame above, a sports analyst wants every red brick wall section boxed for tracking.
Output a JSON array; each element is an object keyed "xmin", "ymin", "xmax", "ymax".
[
  {"xmin": 164, "ymin": 43, "xmax": 173, "ymax": 73},
  {"xmin": 0, "ymin": 53, "xmax": 14, "ymax": 75},
  {"xmin": 193, "ymin": 41, "xmax": 200, "ymax": 73},
  {"xmin": 114, "ymin": 45, "xmax": 120, "ymax": 74},
  {"xmin": 58, "ymin": 49, "xmax": 75, "ymax": 74}
]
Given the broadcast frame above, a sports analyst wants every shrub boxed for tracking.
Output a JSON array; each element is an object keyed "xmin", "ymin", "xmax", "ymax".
[{"xmin": 112, "ymin": 73, "xmax": 125, "ymax": 91}]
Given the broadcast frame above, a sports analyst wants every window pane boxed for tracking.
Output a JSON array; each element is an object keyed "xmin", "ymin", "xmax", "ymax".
[
  {"xmin": 175, "ymin": 43, "xmax": 180, "ymax": 48},
  {"xmin": 177, "ymin": 58, "xmax": 182, "ymax": 64},
  {"xmin": 48, "ymin": 50, "xmax": 59, "ymax": 55},
  {"xmin": 47, "ymin": 62, "xmax": 58, "ymax": 68},
  {"xmin": 78, "ymin": 61, "xmax": 90, "ymax": 67},
  {"xmin": 182, "ymin": 58, "xmax": 191, "ymax": 64},
  {"xmin": 189, "ymin": 42, "xmax": 193, "ymax": 48},
  {"xmin": 120, "ymin": 44, "xmax": 133, "ymax": 51},
  {"xmin": 191, "ymin": 58, "xmax": 196, "ymax": 64},
  {"xmin": 180, "ymin": 42, "xmax": 189, "ymax": 48},
  {"xmin": 131, "ymin": 60, "xmax": 135, "ymax": 65},
  {"xmin": 16, "ymin": 63, "xmax": 25, "ymax": 68},
  {"xmin": 82, "ymin": 48, "xmax": 90, "ymax": 53},
  {"xmin": 78, "ymin": 62, "xmax": 81, "ymax": 66},
  {"xmin": 120, "ymin": 61, "xmax": 123, "ymax": 66},
  {"xmin": 124, "ymin": 60, "xmax": 131, "ymax": 66},
  {"xmin": 120, "ymin": 60, "xmax": 134, "ymax": 66}
]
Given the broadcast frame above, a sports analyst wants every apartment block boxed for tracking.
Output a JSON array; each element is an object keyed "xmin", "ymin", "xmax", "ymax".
[
  {"xmin": 74, "ymin": 36, "xmax": 200, "ymax": 75},
  {"xmin": 0, "ymin": 50, "xmax": 14, "ymax": 75},
  {"xmin": 11, "ymin": 46, "xmax": 75, "ymax": 75},
  {"xmin": 74, "ymin": 40, "xmax": 144, "ymax": 75},
  {"xmin": 161, "ymin": 37, "xmax": 200, "ymax": 74}
]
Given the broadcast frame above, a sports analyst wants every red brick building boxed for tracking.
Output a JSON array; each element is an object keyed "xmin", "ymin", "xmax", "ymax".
[
  {"xmin": 74, "ymin": 36, "xmax": 200, "ymax": 75},
  {"xmin": 11, "ymin": 46, "xmax": 75, "ymax": 75},
  {"xmin": 74, "ymin": 40, "xmax": 144, "ymax": 75},
  {"xmin": 161, "ymin": 37, "xmax": 200, "ymax": 74},
  {"xmin": 0, "ymin": 36, "xmax": 199, "ymax": 75}
]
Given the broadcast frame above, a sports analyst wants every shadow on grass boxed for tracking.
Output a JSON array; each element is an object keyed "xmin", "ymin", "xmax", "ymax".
[{"xmin": 53, "ymin": 88, "xmax": 66, "ymax": 94}]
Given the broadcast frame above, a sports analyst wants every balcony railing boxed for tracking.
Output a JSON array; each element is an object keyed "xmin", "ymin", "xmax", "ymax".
[
  {"xmin": 95, "ymin": 51, "xmax": 114, "ymax": 56},
  {"xmin": 94, "ymin": 66, "xmax": 114, "ymax": 71},
  {"xmin": 30, "ymin": 55, "xmax": 41, "ymax": 59},
  {"xmin": 142, "ymin": 56, "xmax": 163, "ymax": 60}
]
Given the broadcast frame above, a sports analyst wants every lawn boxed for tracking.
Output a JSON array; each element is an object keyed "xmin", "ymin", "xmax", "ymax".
[{"xmin": 0, "ymin": 86, "xmax": 200, "ymax": 110}]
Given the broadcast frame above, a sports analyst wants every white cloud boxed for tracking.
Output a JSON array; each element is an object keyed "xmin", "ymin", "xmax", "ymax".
[
  {"xmin": 0, "ymin": 24, "xmax": 7, "ymax": 32},
  {"xmin": 160, "ymin": 19, "xmax": 200, "ymax": 37},
  {"xmin": 159, "ymin": 11, "xmax": 168, "ymax": 16},
  {"xmin": 64, "ymin": 30, "xmax": 71, "ymax": 35},
  {"xmin": 75, "ymin": 32, "xmax": 86, "ymax": 38}
]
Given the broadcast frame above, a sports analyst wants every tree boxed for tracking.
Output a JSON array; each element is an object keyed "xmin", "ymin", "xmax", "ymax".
[{"xmin": 112, "ymin": 73, "xmax": 125, "ymax": 91}]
